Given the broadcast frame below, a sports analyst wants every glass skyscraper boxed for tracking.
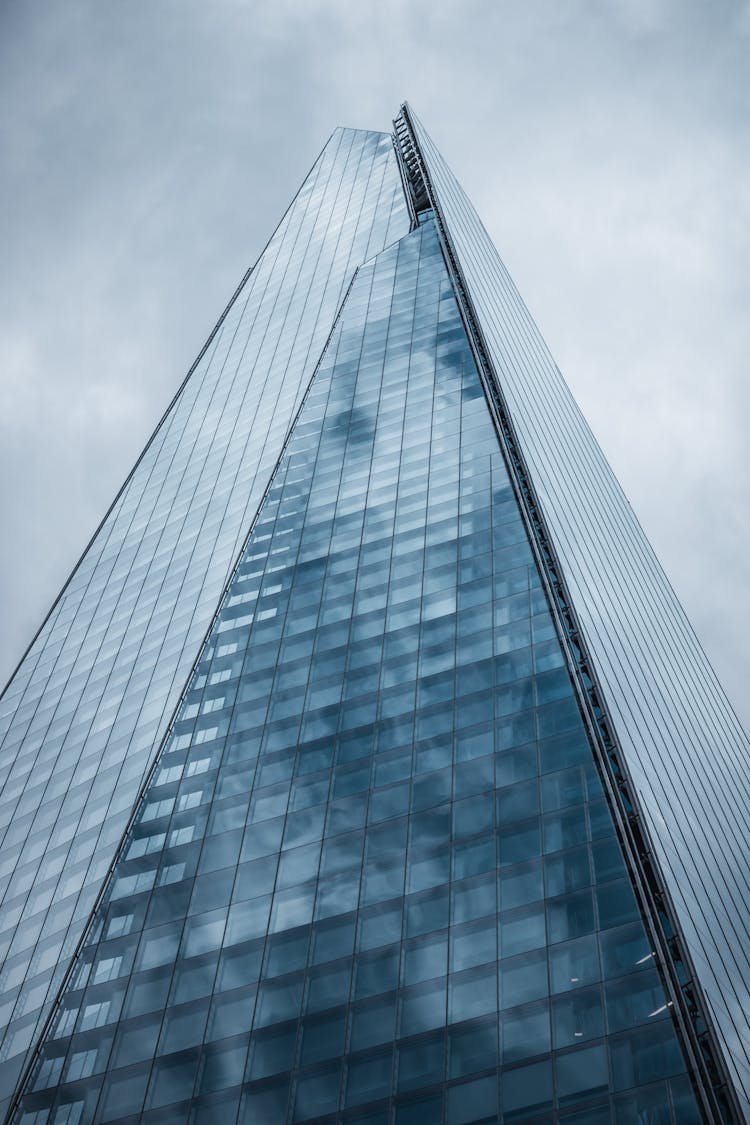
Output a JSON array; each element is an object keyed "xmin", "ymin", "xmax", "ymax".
[{"xmin": 1, "ymin": 105, "xmax": 748, "ymax": 1124}]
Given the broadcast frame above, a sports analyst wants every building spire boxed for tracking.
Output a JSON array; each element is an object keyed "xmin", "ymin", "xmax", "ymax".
[{"xmin": 393, "ymin": 103, "xmax": 430, "ymax": 219}]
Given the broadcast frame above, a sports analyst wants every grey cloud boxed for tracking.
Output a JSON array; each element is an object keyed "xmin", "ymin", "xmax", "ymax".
[{"xmin": 1, "ymin": 0, "xmax": 748, "ymax": 724}]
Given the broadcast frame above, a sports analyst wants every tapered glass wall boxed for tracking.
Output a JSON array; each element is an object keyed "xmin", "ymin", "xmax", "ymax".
[
  {"xmin": 14, "ymin": 222, "xmax": 699, "ymax": 1125},
  {"xmin": 0, "ymin": 129, "xmax": 409, "ymax": 1114},
  {"xmin": 409, "ymin": 105, "xmax": 750, "ymax": 1117}
]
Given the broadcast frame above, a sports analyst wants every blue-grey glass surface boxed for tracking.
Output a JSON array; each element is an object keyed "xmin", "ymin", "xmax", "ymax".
[
  {"xmin": 14, "ymin": 221, "xmax": 698, "ymax": 1124},
  {"xmin": 410, "ymin": 107, "xmax": 750, "ymax": 1117},
  {"xmin": 0, "ymin": 128, "xmax": 409, "ymax": 1112}
]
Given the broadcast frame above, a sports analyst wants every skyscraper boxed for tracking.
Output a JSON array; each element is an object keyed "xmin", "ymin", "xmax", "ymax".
[{"xmin": 1, "ymin": 103, "xmax": 748, "ymax": 1123}]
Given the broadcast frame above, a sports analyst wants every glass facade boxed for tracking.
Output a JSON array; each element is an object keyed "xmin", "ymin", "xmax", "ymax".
[
  {"xmin": 0, "ymin": 128, "xmax": 408, "ymax": 1114},
  {"xmin": 407, "ymin": 106, "xmax": 750, "ymax": 1118},
  {"xmin": 2, "ymin": 105, "xmax": 747, "ymax": 1122},
  {"xmin": 12, "ymin": 221, "xmax": 700, "ymax": 1123}
]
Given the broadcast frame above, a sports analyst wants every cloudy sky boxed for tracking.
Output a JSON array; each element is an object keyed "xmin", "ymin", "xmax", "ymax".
[{"xmin": 1, "ymin": 0, "xmax": 748, "ymax": 727}]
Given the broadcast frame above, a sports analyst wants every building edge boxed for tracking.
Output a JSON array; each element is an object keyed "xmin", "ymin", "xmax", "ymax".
[
  {"xmin": 2, "ymin": 260, "xmax": 364, "ymax": 1124},
  {"xmin": 392, "ymin": 101, "xmax": 743, "ymax": 1125},
  {"xmin": 0, "ymin": 128, "xmax": 350, "ymax": 708}
]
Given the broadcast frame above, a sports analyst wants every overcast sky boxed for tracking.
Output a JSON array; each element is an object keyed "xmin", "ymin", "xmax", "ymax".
[{"xmin": 1, "ymin": 0, "xmax": 748, "ymax": 728}]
